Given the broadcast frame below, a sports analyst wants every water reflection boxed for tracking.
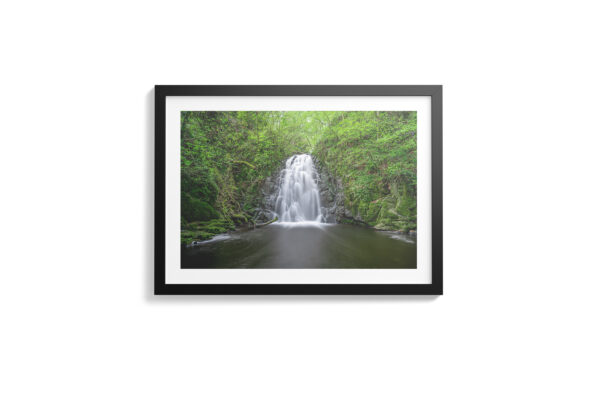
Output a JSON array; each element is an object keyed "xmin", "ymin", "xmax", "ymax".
[{"xmin": 181, "ymin": 224, "xmax": 416, "ymax": 269}]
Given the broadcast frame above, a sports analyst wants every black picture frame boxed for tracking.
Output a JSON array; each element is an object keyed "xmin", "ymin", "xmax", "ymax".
[{"xmin": 155, "ymin": 85, "xmax": 443, "ymax": 295}]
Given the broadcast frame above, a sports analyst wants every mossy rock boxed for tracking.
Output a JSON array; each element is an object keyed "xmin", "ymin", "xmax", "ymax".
[
  {"xmin": 180, "ymin": 230, "xmax": 215, "ymax": 245},
  {"xmin": 374, "ymin": 209, "xmax": 411, "ymax": 230},
  {"xmin": 378, "ymin": 197, "xmax": 400, "ymax": 219},
  {"xmin": 231, "ymin": 213, "xmax": 248, "ymax": 224},
  {"xmin": 187, "ymin": 218, "xmax": 235, "ymax": 234},
  {"xmin": 346, "ymin": 199, "xmax": 358, "ymax": 216},
  {"xmin": 181, "ymin": 193, "xmax": 219, "ymax": 221},
  {"xmin": 357, "ymin": 201, "xmax": 369, "ymax": 221},
  {"xmin": 397, "ymin": 194, "xmax": 416, "ymax": 221},
  {"xmin": 181, "ymin": 230, "xmax": 195, "ymax": 239},
  {"xmin": 203, "ymin": 224, "xmax": 228, "ymax": 234},
  {"xmin": 373, "ymin": 217, "xmax": 394, "ymax": 230},
  {"xmin": 364, "ymin": 201, "xmax": 382, "ymax": 223},
  {"xmin": 404, "ymin": 221, "xmax": 417, "ymax": 231}
]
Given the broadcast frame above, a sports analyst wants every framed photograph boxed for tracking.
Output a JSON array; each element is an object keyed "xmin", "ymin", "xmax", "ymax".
[{"xmin": 155, "ymin": 85, "xmax": 442, "ymax": 295}]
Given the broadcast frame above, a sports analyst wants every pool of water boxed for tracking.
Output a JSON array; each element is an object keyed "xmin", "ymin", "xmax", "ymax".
[{"xmin": 181, "ymin": 223, "xmax": 416, "ymax": 269}]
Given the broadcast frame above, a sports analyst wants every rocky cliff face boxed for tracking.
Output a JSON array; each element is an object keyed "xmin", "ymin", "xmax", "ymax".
[
  {"xmin": 256, "ymin": 156, "xmax": 413, "ymax": 232},
  {"xmin": 314, "ymin": 158, "xmax": 416, "ymax": 232},
  {"xmin": 256, "ymin": 156, "xmax": 345, "ymax": 224},
  {"xmin": 313, "ymin": 158, "xmax": 351, "ymax": 223},
  {"xmin": 255, "ymin": 168, "xmax": 280, "ymax": 223}
]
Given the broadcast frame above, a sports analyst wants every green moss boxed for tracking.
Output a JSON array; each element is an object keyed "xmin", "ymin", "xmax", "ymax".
[
  {"xmin": 180, "ymin": 218, "xmax": 239, "ymax": 245},
  {"xmin": 187, "ymin": 219, "xmax": 235, "ymax": 234},
  {"xmin": 357, "ymin": 201, "xmax": 368, "ymax": 221},
  {"xmin": 370, "ymin": 195, "xmax": 414, "ymax": 231},
  {"xmin": 181, "ymin": 193, "xmax": 219, "ymax": 221},
  {"xmin": 231, "ymin": 213, "xmax": 248, "ymax": 224},
  {"xmin": 181, "ymin": 230, "xmax": 215, "ymax": 245},
  {"xmin": 373, "ymin": 215, "xmax": 416, "ymax": 232},
  {"xmin": 349, "ymin": 201, "xmax": 358, "ymax": 216},
  {"xmin": 364, "ymin": 201, "xmax": 382, "ymax": 223},
  {"xmin": 398, "ymin": 194, "xmax": 416, "ymax": 220}
]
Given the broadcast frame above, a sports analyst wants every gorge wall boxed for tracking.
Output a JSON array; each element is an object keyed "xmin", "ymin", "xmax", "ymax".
[{"xmin": 257, "ymin": 155, "xmax": 416, "ymax": 232}]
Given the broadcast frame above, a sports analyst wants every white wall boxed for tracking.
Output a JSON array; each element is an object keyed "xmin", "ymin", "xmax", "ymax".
[{"xmin": 1, "ymin": 1, "xmax": 599, "ymax": 399}]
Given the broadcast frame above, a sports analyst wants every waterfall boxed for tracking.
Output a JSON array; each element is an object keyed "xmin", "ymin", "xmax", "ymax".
[{"xmin": 274, "ymin": 154, "xmax": 323, "ymax": 223}]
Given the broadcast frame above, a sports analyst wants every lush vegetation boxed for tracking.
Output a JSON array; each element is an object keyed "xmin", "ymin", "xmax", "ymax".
[{"xmin": 181, "ymin": 111, "xmax": 417, "ymax": 244}]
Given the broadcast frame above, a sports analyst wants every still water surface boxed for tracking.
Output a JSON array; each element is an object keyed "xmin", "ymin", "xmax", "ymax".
[{"xmin": 181, "ymin": 223, "xmax": 416, "ymax": 269}]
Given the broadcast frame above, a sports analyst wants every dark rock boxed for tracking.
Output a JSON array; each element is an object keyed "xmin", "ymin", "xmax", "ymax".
[
  {"xmin": 254, "ymin": 160, "xmax": 287, "ymax": 223},
  {"xmin": 255, "ymin": 155, "xmax": 357, "ymax": 225},
  {"xmin": 313, "ymin": 158, "xmax": 352, "ymax": 223}
]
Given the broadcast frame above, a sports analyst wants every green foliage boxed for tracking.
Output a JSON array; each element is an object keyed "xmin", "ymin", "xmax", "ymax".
[
  {"xmin": 181, "ymin": 192, "xmax": 219, "ymax": 221},
  {"xmin": 181, "ymin": 111, "xmax": 417, "ymax": 239},
  {"xmin": 181, "ymin": 111, "xmax": 310, "ymax": 230},
  {"xmin": 313, "ymin": 111, "xmax": 417, "ymax": 231},
  {"xmin": 181, "ymin": 218, "xmax": 237, "ymax": 245}
]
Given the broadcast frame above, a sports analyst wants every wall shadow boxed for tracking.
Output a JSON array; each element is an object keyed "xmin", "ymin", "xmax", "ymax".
[{"xmin": 143, "ymin": 89, "xmax": 155, "ymax": 301}]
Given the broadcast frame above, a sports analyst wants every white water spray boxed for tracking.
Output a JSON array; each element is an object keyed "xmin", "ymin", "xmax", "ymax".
[{"xmin": 274, "ymin": 154, "xmax": 323, "ymax": 223}]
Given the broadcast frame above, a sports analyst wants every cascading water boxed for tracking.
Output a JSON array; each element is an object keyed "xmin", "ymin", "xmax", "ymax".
[{"xmin": 274, "ymin": 154, "xmax": 323, "ymax": 223}]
